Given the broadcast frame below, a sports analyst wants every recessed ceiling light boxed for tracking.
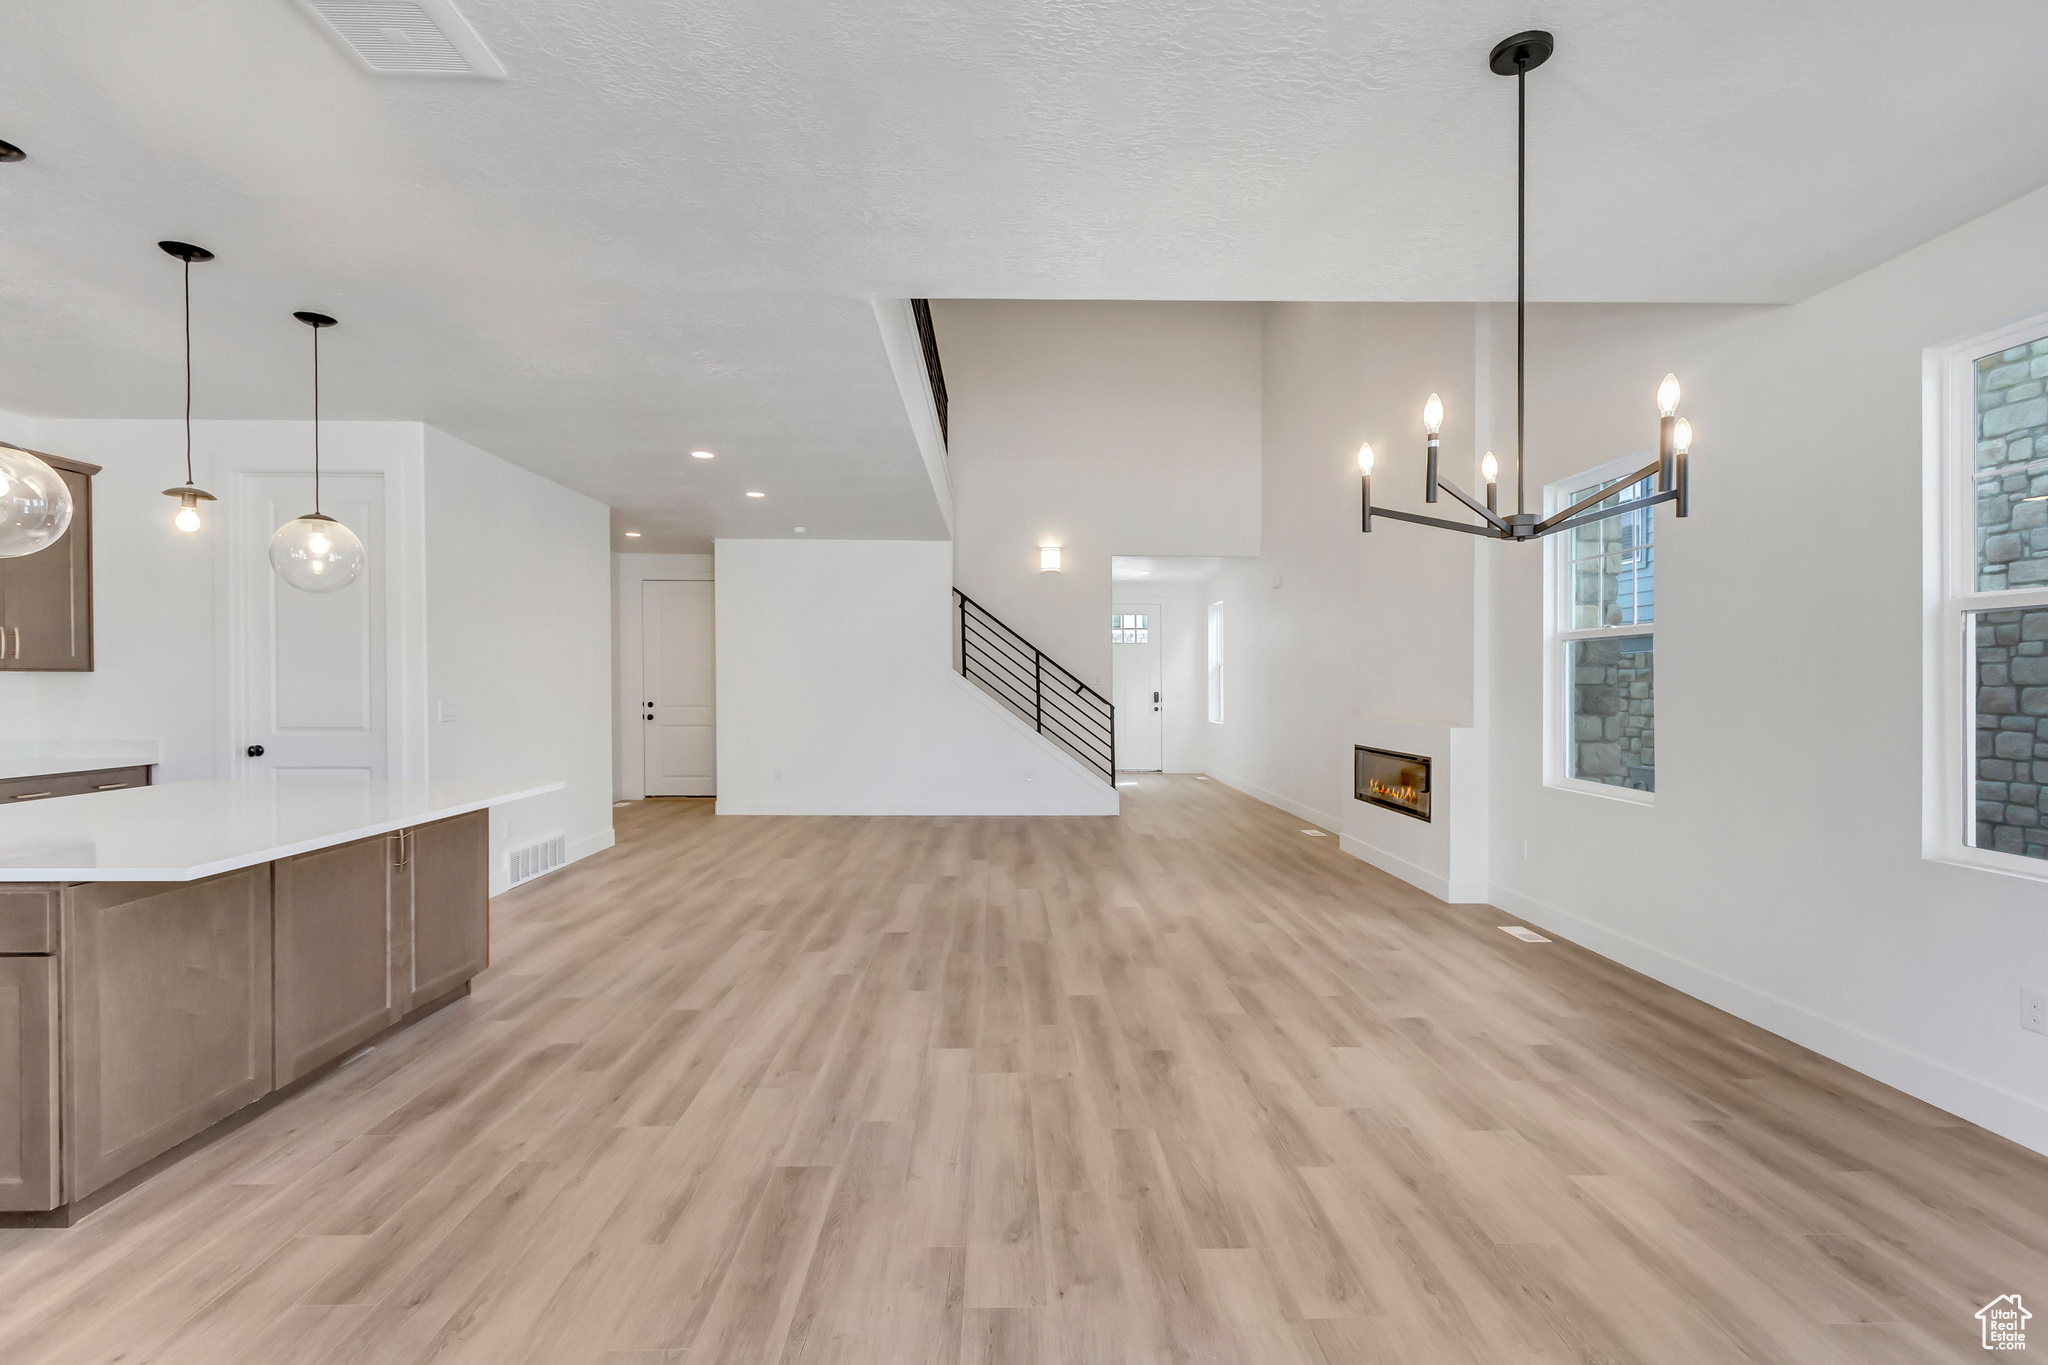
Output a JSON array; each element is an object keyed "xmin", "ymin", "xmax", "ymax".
[
  {"xmin": 746, "ymin": 491, "xmax": 765, "ymax": 498},
  {"xmin": 692, "ymin": 450, "xmax": 715, "ymax": 459},
  {"xmin": 794, "ymin": 526, "xmax": 806, "ymax": 533},
  {"xmin": 624, "ymin": 531, "xmax": 641, "ymax": 537}
]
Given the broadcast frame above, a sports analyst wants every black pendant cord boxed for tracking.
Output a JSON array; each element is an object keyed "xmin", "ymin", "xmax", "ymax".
[
  {"xmin": 1515, "ymin": 56, "xmax": 1526, "ymax": 516},
  {"xmin": 311, "ymin": 323, "xmax": 322, "ymax": 517},
  {"xmin": 182, "ymin": 258, "xmax": 196, "ymax": 487}
]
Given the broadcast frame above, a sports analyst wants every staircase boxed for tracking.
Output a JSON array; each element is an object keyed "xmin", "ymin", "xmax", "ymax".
[{"xmin": 953, "ymin": 589, "xmax": 1115, "ymax": 784}]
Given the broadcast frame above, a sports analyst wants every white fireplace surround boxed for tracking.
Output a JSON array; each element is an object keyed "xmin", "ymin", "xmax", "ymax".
[{"xmin": 1342, "ymin": 717, "xmax": 1489, "ymax": 903}]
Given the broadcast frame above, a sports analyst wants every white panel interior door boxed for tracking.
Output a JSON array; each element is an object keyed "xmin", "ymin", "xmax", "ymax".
[
  {"xmin": 239, "ymin": 473, "xmax": 386, "ymax": 782},
  {"xmin": 642, "ymin": 579, "xmax": 715, "ymax": 796},
  {"xmin": 1112, "ymin": 603, "xmax": 1163, "ymax": 772}
]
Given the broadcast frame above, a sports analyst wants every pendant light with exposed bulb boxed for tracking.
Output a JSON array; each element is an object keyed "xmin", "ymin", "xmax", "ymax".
[
  {"xmin": 0, "ymin": 442, "xmax": 72, "ymax": 558},
  {"xmin": 268, "ymin": 311, "xmax": 366, "ymax": 593},
  {"xmin": 158, "ymin": 241, "xmax": 219, "ymax": 533}
]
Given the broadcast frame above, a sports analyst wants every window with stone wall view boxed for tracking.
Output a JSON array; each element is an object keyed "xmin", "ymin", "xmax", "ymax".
[
  {"xmin": 1571, "ymin": 635, "xmax": 1655, "ymax": 792},
  {"xmin": 1560, "ymin": 473, "xmax": 1655, "ymax": 793},
  {"xmin": 1973, "ymin": 606, "xmax": 2048, "ymax": 862},
  {"xmin": 1976, "ymin": 342, "xmax": 2048, "ymax": 591}
]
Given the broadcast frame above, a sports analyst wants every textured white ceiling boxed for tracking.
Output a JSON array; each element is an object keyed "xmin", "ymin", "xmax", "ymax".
[{"xmin": 2, "ymin": 1, "xmax": 2045, "ymax": 549}]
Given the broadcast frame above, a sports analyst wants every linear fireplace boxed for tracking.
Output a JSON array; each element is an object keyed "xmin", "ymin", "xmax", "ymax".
[{"xmin": 1355, "ymin": 745, "xmax": 1431, "ymax": 821}]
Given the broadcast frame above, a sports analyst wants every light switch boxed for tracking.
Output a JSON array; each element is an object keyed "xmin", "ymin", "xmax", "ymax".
[{"xmin": 438, "ymin": 700, "xmax": 458, "ymax": 723}]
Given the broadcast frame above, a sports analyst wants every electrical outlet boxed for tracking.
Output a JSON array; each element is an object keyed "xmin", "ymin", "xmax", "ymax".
[{"xmin": 2025, "ymin": 989, "xmax": 2048, "ymax": 1037}]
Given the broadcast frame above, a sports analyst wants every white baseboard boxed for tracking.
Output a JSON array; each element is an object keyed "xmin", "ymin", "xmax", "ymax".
[
  {"xmin": 1339, "ymin": 833, "xmax": 1452, "ymax": 902},
  {"xmin": 1207, "ymin": 768, "xmax": 1343, "ymax": 834},
  {"xmin": 569, "ymin": 829, "xmax": 616, "ymax": 864},
  {"xmin": 1490, "ymin": 881, "xmax": 2048, "ymax": 1157}
]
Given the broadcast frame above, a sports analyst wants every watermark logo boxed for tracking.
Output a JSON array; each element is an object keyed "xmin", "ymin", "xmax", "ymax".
[{"xmin": 1979, "ymin": 1295, "xmax": 2030, "ymax": 1351}]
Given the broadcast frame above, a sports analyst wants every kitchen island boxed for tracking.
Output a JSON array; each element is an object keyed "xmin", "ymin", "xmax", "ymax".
[{"xmin": 0, "ymin": 779, "xmax": 560, "ymax": 1225}]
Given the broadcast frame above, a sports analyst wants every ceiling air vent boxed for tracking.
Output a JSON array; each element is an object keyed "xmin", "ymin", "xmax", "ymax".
[{"xmin": 298, "ymin": 0, "xmax": 506, "ymax": 78}]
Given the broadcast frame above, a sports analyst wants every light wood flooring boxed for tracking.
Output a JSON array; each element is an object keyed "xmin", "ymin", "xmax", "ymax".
[{"xmin": 2, "ymin": 776, "xmax": 2043, "ymax": 1363}]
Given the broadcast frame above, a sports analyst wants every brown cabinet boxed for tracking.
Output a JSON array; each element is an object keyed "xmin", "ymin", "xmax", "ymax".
[
  {"xmin": 272, "ymin": 810, "xmax": 488, "ymax": 1084},
  {"xmin": 0, "ymin": 453, "xmax": 96, "ymax": 673},
  {"xmin": 0, "ymin": 766, "xmax": 153, "ymax": 806},
  {"xmin": 61, "ymin": 868, "xmax": 273, "ymax": 1202},
  {"xmin": 406, "ymin": 811, "xmax": 490, "ymax": 1006},
  {"xmin": 0, "ymin": 810, "xmax": 492, "ymax": 1218},
  {"xmin": 0, "ymin": 955, "xmax": 59, "ymax": 1212},
  {"xmin": 273, "ymin": 834, "xmax": 404, "ymax": 1086}
]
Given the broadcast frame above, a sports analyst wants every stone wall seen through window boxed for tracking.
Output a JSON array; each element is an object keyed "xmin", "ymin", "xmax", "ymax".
[
  {"xmin": 1975, "ymin": 342, "xmax": 2048, "ymax": 592},
  {"xmin": 1974, "ymin": 605, "xmax": 2048, "ymax": 861}
]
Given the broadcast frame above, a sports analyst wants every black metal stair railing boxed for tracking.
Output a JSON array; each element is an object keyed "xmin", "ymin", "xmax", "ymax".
[{"xmin": 953, "ymin": 588, "xmax": 1115, "ymax": 785}]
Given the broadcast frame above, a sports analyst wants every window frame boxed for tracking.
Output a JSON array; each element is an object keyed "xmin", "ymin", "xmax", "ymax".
[
  {"xmin": 1925, "ymin": 310, "xmax": 2048, "ymax": 881},
  {"xmin": 1544, "ymin": 451, "xmax": 1658, "ymax": 806}
]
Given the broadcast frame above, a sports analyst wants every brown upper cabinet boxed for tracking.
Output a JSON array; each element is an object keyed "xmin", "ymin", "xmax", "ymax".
[{"xmin": 0, "ymin": 452, "xmax": 96, "ymax": 672}]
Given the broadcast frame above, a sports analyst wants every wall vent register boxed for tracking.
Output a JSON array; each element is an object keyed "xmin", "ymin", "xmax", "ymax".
[
  {"xmin": 507, "ymin": 834, "xmax": 565, "ymax": 887},
  {"xmin": 1355, "ymin": 745, "xmax": 1431, "ymax": 821}
]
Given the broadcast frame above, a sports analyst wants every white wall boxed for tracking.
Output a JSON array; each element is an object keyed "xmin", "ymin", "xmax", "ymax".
[
  {"xmin": 1205, "ymin": 303, "xmax": 1485, "ymax": 834},
  {"xmin": 424, "ymin": 426, "xmax": 614, "ymax": 891},
  {"xmin": 0, "ymin": 410, "xmax": 611, "ymax": 895},
  {"xmin": 0, "ymin": 413, "xmax": 430, "ymax": 783},
  {"xmin": 714, "ymin": 538, "xmax": 1117, "ymax": 815},
  {"xmin": 612, "ymin": 551, "xmax": 715, "ymax": 801},
  {"xmin": 1167, "ymin": 198, "xmax": 2048, "ymax": 1153},
  {"xmin": 936, "ymin": 300, "xmax": 1263, "ymax": 694},
  {"xmin": 1477, "ymin": 187, "xmax": 2048, "ymax": 1154}
]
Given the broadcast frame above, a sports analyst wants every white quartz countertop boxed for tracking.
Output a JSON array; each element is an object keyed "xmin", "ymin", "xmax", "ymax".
[
  {"xmin": 0, "ymin": 740, "xmax": 160, "ymax": 782},
  {"xmin": 0, "ymin": 779, "xmax": 563, "ymax": 882}
]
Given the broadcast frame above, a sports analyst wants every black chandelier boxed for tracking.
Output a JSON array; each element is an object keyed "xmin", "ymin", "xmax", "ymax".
[{"xmin": 1360, "ymin": 30, "xmax": 1693, "ymax": 543}]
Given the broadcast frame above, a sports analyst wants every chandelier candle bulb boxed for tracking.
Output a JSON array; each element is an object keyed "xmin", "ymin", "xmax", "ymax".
[
  {"xmin": 1423, "ymin": 394, "xmax": 1442, "ymax": 503},
  {"xmin": 1673, "ymin": 418, "xmax": 1693, "ymax": 518},
  {"xmin": 1481, "ymin": 452, "xmax": 1499, "ymax": 514},
  {"xmin": 1358, "ymin": 442, "xmax": 1374, "ymax": 532}
]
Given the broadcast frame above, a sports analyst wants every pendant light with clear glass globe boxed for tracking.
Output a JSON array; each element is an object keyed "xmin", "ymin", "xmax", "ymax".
[
  {"xmin": 268, "ymin": 312, "xmax": 366, "ymax": 593},
  {"xmin": 0, "ymin": 442, "xmax": 72, "ymax": 558},
  {"xmin": 158, "ymin": 241, "xmax": 219, "ymax": 533}
]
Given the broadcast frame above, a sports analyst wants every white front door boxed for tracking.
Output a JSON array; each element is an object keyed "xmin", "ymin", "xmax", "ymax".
[
  {"xmin": 642, "ymin": 579, "xmax": 715, "ymax": 796},
  {"xmin": 1112, "ymin": 604, "xmax": 1163, "ymax": 772},
  {"xmin": 237, "ymin": 472, "xmax": 386, "ymax": 782}
]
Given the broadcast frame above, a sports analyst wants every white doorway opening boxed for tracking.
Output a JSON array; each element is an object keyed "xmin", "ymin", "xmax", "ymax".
[
  {"xmin": 1112, "ymin": 604, "xmax": 1163, "ymax": 772},
  {"xmin": 642, "ymin": 579, "xmax": 715, "ymax": 796}
]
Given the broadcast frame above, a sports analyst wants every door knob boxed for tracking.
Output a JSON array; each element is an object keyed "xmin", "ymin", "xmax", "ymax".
[{"xmin": 247, "ymin": 744, "xmax": 265, "ymax": 757}]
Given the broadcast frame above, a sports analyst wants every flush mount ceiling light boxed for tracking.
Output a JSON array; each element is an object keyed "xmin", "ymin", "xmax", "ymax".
[
  {"xmin": 623, "ymin": 531, "xmax": 641, "ymax": 538},
  {"xmin": 691, "ymin": 450, "xmax": 715, "ymax": 460},
  {"xmin": 158, "ymin": 241, "xmax": 219, "ymax": 533},
  {"xmin": 745, "ymin": 490, "xmax": 765, "ymax": 498},
  {"xmin": 1362, "ymin": 30, "xmax": 1694, "ymax": 544},
  {"xmin": 269, "ymin": 312, "xmax": 367, "ymax": 593}
]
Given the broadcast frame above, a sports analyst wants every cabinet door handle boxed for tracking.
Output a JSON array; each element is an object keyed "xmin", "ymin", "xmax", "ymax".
[
  {"xmin": 11, "ymin": 791, "xmax": 52, "ymax": 801},
  {"xmin": 94, "ymin": 782, "xmax": 130, "ymax": 790}
]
